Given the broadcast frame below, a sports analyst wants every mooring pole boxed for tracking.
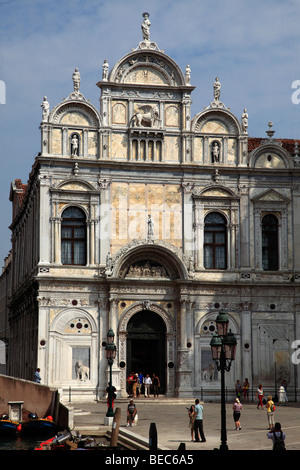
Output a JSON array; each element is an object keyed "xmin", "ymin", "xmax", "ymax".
[
  {"xmin": 149, "ymin": 422, "xmax": 157, "ymax": 451},
  {"xmin": 110, "ymin": 407, "xmax": 121, "ymax": 447}
]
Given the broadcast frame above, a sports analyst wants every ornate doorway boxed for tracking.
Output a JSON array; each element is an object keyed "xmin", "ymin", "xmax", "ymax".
[{"xmin": 126, "ymin": 310, "xmax": 166, "ymax": 393}]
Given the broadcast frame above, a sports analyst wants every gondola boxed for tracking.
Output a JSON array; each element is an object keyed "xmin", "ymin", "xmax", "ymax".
[
  {"xmin": 0, "ymin": 414, "xmax": 19, "ymax": 437},
  {"xmin": 19, "ymin": 413, "xmax": 56, "ymax": 437}
]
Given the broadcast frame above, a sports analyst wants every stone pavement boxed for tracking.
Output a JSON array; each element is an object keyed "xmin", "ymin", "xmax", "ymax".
[{"xmin": 70, "ymin": 397, "xmax": 300, "ymax": 452}]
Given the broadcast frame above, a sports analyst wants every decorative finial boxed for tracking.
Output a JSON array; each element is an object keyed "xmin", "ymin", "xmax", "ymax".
[
  {"xmin": 141, "ymin": 12, "xmax": 151, "ymax": 41},
  {"xmin": 266, "ymin": 121, "xmax": 275, "ymax": 138}
]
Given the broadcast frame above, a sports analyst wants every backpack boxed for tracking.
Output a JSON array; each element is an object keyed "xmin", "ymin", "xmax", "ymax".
[{"xmin": 273, "ymin": 431, "xmax": 286, "ymax": 451}]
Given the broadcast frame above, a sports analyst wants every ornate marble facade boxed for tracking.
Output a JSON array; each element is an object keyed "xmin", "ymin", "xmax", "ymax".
[{"xmin": 1, "ymin": 14, "xmax": 300, "ymax": 402}]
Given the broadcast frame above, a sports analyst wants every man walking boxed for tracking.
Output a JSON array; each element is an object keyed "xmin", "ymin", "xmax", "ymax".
[
  {"xmin": 194, "ymin": 399, "xmax": 206, "ymax": 442},
  {"xmin": 143, "ymin": 374, "xmax": 152, "ymax": 398}
]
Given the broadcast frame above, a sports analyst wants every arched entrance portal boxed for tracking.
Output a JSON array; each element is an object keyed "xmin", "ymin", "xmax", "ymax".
[{"xmin": 127, "ymin": 310, "xmax": 166, "ymax": 394}]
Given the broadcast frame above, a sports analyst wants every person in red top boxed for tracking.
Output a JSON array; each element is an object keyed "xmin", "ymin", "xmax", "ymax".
[{"xmin": 127, "ymin": 372, "xmax": 135, "ymax": 397}]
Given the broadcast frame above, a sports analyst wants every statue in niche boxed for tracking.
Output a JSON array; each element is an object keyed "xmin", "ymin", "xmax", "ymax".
[
  {"xmin": 75, "ymin": 361, "xmax": 90, "ymax": 381},
  {"xmin": 102, "ymin": 60, "xmax": 109, "ymax": 81},
  {"xmin": 201, "ymin": 363, "xmax": 216, "ymax": 382},
  {"xmin": 41, "ymin": 96, "xmax": 49, "ymax": 121},
  {"xmin": 71, "ymin": 134, "xmax": 79, "ymax": 156},
  {"xmin": 241, "ymin": 108, "xmax": 248, "ymax": 133},
  {"xmin": 72, "ymin": 67, "xmax": 81, "ymax": 92},
  {"xmin": 213, "ymin": 77, "xmax": 221, "ymax": 101},
  {"xmin": 212, "ymin": 142, "xmax": 220, "ymax": 163},
  {"xmin": 141, "ymin": 12, "xmax": 151, "ymax": 41}
]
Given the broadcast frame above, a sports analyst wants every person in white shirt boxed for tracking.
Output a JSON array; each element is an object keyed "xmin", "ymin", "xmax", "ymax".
[{"xmin": 143, "ymin": 374, "xmax": 152, "ymax": 398}]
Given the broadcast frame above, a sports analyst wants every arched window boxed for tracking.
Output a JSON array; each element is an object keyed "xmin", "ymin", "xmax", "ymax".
[
  {"xmin": 262, "ymin": 214, "xmax": 278, "ymax": 270},
  {"xmin": 61, "ymin": 207, "xmax": 87, "ymax": 265},
  {"xmin": 204, "ymin": 212, "xmax": 227, "ymax": 269}
]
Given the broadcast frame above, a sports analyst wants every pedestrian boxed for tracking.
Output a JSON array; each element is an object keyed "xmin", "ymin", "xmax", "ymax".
[
  {"xmin": 233, "ymin": 398, "xmax": 242, "ymax": 430},
  {"xmin": 235, "ymin": 380, "xmax": 242, "ymax": 399},
  {"xmin": 187, "ymin": 405, "xmax": 195, "ymax": 441},
  {"xmin": 193, "ymin": 399, "xmax": 206, "ymax": 442},
  {"xmin": 33, "ymin": 368, "xmax": 41, "ymax": 383},
  {"xmin": 127, "ymin": 399, "xmax": 137, "ymax": 427},
  {"xmin": 243, "ymin": 378, "xmax": 250, "ymax": 402},
  {"xmin": 132, "ymin": 373, "xmax": 138, "ymax": 398},
  {"xmin": 267, "ymin": 422, "xmax": 286, "ymax": 451},
  {"xmin": 282, "ymin": 380, "xmax": 288, "ymax": 402},
  {"xmin": 137, "ymin": 372, "xmax": 144, "ymax": 397},
  {"xmin": 256, "ymin": 384, "xmax": 264, "ymax": 409},
  {"xmin": 266, "ymin": 395, "xmax": 275, "ymax": 430},
  {"xmin": 278, "ymin": 381, "xmax": 288, "ymax": 405},
  {"xmin": 152, "ymin": 373, "xmax": 160, "ymax": 397},
  {"xmin": 126, "ymin": 372, "xmax": 134, "ymax": 397},
  {"xmin": 106, "ymin": 382, "xmax": 117, "ymax": 411},
  {"xmin": 143, "ymin": 374, "xmax": 152, "ymax": 397}
]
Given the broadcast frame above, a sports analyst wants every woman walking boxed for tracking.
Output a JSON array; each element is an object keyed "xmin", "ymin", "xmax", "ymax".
[
  {"xmin": 233, "ymin": 398, "xmax": 242, "ymax": 430},
  {"xmin": 266, "ymin": 395, "xmax": 275, "ymax": 430},
  {"xmin": 243, "ymin": 378, "xmax": 250, "ymax": 402},
  {"xmin": 256, "ymin": 384, "xmax": 264, "ymax": 409}
]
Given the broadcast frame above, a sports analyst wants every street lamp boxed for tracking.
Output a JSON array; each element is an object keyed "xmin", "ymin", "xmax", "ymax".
[
  {"xmin": 105, "ymin": 328, "xmax": 117, "ymax": 418},
  {"xmin": 210, "ymin": 311, "xmax": 237, "ymax": 451}
]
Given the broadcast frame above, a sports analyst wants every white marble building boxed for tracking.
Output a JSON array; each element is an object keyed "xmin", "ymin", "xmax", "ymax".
[{"xmin": 1, "ymin": 14, "xmax": 300, "ymax": 402}]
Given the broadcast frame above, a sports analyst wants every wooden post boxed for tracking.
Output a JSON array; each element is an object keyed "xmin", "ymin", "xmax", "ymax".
[{"xmin": 110, "ymin": 407, "xmax": 121, "ymax": 447}]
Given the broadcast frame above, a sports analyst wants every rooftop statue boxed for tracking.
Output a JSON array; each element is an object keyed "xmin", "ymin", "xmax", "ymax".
[
  {"xmin": 72, "ymin": 68, "xmax": 81, "ymax": 92},
  {"xmin": 141, "ymin": 12, "xmax": 151, "ymax": 41},
  {"xmin": 213, "ymin": 77, "xmax": 221, "ymax": 101}
]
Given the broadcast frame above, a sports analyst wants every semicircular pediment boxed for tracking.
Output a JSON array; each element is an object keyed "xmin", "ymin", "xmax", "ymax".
[
  {"xmin": 50, "ymin": 101, "xmax": 100, "ymax": 127},
  {"xmin": 192, "ymin": 109, "xmax": 240, "ymax": 135},
  {"xmin": 109, "ymin": 50, "xmax": 185, "ymax": 87},
  {"xmin": 107, "ymin": 239, "xmax": 191, "ymax": 280},
  {"xmin": 192, "ymin": 185, "xmax": 238, "ymax": 199}
]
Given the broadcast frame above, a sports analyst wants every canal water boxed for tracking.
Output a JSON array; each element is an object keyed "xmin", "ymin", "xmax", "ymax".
[{"xmin": 0, "ymin": 437, "xmax": 40, "ymax": 450}]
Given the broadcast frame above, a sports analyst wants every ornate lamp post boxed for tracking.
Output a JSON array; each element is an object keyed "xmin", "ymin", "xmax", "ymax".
[
  {"xmin": 210, "ymin": 312, "xmax": 237, "ymax": 451},
  {"xmin": 105, "ymin": 328, "xmax": 117, "ymax": 418}
]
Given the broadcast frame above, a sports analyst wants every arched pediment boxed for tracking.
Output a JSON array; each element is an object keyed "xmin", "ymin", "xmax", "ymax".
[
  {"xmin": 54, "ymin": 179, "xmax": 97, "ymax": 192},
  {"xmin": 192, "ymin": 185, "xmax": 238, "ymax": 199},
  {"xmin": 248, "ymin": 143, "xmax": 293, "ymax": 169},
  {"xmin": 191, "ymin": 108, "xmax": 241, "ymax": 135},
  {"xmin": 106, "ymin": 239, "xmax": 191, "ymax": 280},
  {"xmin": 50, "ymin": 308, "xmax": 97, "ymax": 334},
  {"xmin": 49, "ymin": 100, "xmax": 100, "ymax": 127},
  {"xmin": 109, "ymin": 50, "xmax": 185, "ymax": 87}
]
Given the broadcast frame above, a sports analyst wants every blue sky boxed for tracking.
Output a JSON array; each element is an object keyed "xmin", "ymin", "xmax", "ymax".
[{"xmin": 0, "ymin": 0, "xmax": 300, "ymax": 262}]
